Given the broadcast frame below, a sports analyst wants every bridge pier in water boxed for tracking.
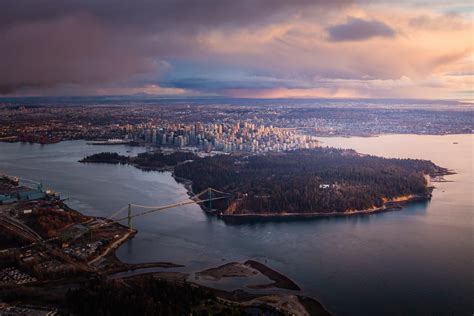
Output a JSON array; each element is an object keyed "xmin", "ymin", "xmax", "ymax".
[
  {"xmin": 208, "ymin": 189, "xmax": 213, "ymax": 210},
  {"xmin": 127, "ymin": 204, "xmax": 132, "ymax": 230}
]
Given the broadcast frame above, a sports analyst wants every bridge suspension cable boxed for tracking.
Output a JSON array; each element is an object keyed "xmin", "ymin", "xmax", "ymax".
[
  {"xmin": 119, "ymin": 196, "xmax": 229, "ymax": 221},
  {"xmin": 0, "ymin": 187, "xmax": 232, "ymax": 253},
  {"xmin": 114, "ymin": 187, "xmax": 232, "ymax": 229},
  {"xmin": 107, "ymin": 205, "xmax": 130, "ymax": 220}
]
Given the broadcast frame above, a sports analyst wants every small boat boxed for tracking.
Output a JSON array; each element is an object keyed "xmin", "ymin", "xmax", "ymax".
[{"xmin": 453, "ymin": 142, "xmax": 458, "ymax": 144}]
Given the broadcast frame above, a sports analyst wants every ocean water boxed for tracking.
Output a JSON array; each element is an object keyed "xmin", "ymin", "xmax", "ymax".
[{"xmin": 0, "ymin": 134, "xmax": 471, "ymax": 315}]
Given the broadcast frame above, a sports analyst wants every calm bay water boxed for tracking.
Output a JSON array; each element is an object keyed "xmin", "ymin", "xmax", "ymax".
[{"xmin": 0, "ymin": 134, "xmax": 472, "ymax": 315}]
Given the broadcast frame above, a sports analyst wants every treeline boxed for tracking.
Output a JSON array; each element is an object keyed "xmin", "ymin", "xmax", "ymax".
[
  {"xmin": 80, "ymin": 151, "xmax": 197, "ymax": 169},
  {"xmin": 79, "ymin": 152, "xmax": 128, "ymax": 164},
  {"xmin": 174, "ymin": 148, "xmax": 446, "ymax": 214},
  {"xmin": 132, "ymin": 151, "xmax": 197, "ymax": 169},
  {"xmin": 66, "ymin": 277, "xmax": 250, "ymax": 316}
]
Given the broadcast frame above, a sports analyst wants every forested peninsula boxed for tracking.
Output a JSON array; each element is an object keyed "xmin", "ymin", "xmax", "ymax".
[
  {"xmin": 173, "ymin": 148, "xmax": 448, "ymax": 216},
  {"xmin": 81, "ymin": 148, "xmax": 449, "ymax": 217}
]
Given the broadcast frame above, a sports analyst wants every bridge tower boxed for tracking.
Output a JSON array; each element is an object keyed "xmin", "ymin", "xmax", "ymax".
[
  {"xmin": 208, "ymin": 188, "xmax": 213, "ymax": 210},
  {"xmin": 127, "ymin": 204, "xmax": 132, "ymax": 230}
]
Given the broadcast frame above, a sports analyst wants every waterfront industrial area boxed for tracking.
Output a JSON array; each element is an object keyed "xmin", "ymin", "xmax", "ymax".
[{"xmin": 0, "ymin": 175, "xmax": 139, "ymax": 276}]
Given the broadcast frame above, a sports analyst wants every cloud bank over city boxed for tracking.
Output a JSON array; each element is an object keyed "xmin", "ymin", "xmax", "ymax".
[{"xmin": 0, "ymin": 0, "xmax": 472, "ymax": 99}]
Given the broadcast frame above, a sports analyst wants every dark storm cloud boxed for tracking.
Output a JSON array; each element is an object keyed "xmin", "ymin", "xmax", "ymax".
[
  {"xmin": 0, "ymin": 0, "xmax": 355, "ymax": 94},
  {"xmin": 0, "ymin": 0, "xmax": 351, "ymax": 30},
  {"xmin": 326, "ymin": 17, "xmax": 395, "ymax": 42}
]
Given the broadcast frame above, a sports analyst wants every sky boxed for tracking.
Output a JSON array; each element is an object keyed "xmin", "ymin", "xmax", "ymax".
[{"xmin": 1, "ymin": 0, "xmax": 472, "ymax": 99}]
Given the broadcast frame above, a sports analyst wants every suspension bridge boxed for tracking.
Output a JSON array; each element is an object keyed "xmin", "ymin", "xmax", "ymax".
[
  {"xmin": 0, "ymin": 186, "xmax": 232, "ymax": 256},
  {"xmin": 106, "ymin": 187, "xmax": 232, "ymax": 230}
]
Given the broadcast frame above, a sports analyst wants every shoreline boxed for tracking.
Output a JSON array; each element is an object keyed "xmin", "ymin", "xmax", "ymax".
[
  {"xmin": 219, "ymin": 194, "xmax": 430, "ymax": 219},
  {"xmin": 78, "ymin": 152, "xmax": 452, "ymax": 221},
  {"xmin": 215, "ymin": 169, "xmax": 454, "ymax": 219},
  {"xmin": 171, "ymin": 171, "xmax": 441, "ymax": 220},
  {"xmin": 244, "ymin": 260, "xmax": 301, "ymax": 291},
  {"xmin": 116, "ymin": 270, "xmax": 331, "ymax": 316},
  {"xmin": 1, "ymin": 132, "xmax": 472, "ymax": 146}
]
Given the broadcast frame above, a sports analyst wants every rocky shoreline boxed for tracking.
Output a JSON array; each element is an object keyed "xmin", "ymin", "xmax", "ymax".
[
  {"xmin": 174, "ymin": 173, "xmax": 441, "ymax": 220},
  {"xmin": 219, "ymin": 193, "xmax": 432, "ymax": 219},
  {"xmin": 215, "ymin": 170, "xmax": 455, "ymax": 219}
]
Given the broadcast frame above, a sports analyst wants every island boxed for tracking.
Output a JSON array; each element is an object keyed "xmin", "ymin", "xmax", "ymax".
[{"xmin": 80, "ymin": 148, "xmax": 449, "ymax": 218}]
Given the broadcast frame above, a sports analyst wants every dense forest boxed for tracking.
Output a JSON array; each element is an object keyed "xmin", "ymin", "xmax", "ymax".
[
  {"xmin": 174, "ymin": 148, "xmax": 447, "ymax": 215},
  {"xmin": 80, "ymin": 151, "xmax": 196, "ymax": 169},
  {"xmin": 133, "ymin": 151, "xmax": 196, "ymax": 169},
  {"xmin": 79, "ymin": 152, "xmax": 128, "ymax": 164}
]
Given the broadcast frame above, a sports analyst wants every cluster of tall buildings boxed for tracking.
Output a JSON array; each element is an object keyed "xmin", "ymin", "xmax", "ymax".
[{"xmin": 125, "ymin": 121, "xmax": 319, "ymax": 153}]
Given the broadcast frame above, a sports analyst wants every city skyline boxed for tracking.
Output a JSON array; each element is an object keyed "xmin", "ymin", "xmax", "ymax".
[{"xmin": 1, "ymin": 0, "xmax": 472, "ymax": 100}]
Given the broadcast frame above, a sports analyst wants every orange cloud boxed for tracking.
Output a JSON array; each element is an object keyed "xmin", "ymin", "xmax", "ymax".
[{"xmin": 195, "ymin": 4, "xmax": 473, "ymax": 99}]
